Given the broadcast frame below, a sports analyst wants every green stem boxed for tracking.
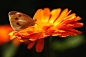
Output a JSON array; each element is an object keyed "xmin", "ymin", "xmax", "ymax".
[
  {"xmin": 0, "ymin": 46, "xmax": 1, "ymax": 57},
  {"xmin": 45, "ymin": 36, "xmax": 50, "ymax": 57}
]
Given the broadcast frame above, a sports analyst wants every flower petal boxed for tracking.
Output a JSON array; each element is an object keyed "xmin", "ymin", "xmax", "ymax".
[
  {"xmin": 53, "ymin": 30, "xmax": 81, "ymax": 37},
  {"xmin": 74, "ymin": 16, "xmax": 81, "ymax": 21},
  {"xmin": 33, "ymin": 9, "xmax": 43, "ymax": 20},
  {"xmin": 45, "ymin": 30, "xmax": 55, "ymax": 35},
  {"xmin": 54, "ymin": 8, "xmax": 68, "ymax": 26},
  {"xmin": 49, "ymin": 8, "xmax": 61, "ymax": 24},
  {"xmin": 57, "ymin": 14, "xmax": 76, "ymax": 27},
  {"xmin": 36, "ymin": 38, "xmax": 44, "ymax": 52},
  {"xmin": 59, "ymin": 30, "xmax": 82, "ymax": 37},
  {"xmin": 27, "ymin": 40, "xmax": 36, "ymax": 49},
  {"xmin": 42, "ymin": 26, "xmax": 52, "ymax": 31},
  {"xmin": 27, "ymin": 31, "xmax": 33, "ymax": 34},
  {"xmin": 67, "ymin": 22, "xmax": 83, "ymax": 28},
  {"xmin": 12, "ymin": 38, "xmax": 21, "ymax": 46},
  {"xmin": 41, "ymin": 8, "xmax": 50, "ymax": 22},
  {"xmin": 29, "ymin": 33, "xmax": 43, "ymax": 40},
  {"xmin": 38, "ymin": 33, "xmax": 45, "ymax": 39}
]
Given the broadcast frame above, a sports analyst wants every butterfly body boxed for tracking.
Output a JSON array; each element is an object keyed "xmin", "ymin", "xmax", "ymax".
[{"xmin": 9, "ymin": 11, "xmax": 36, "ymax": 31}]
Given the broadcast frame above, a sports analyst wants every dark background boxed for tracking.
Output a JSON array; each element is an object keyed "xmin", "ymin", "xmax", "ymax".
[{"xmin": 0, "ymin": 0, "xmax": 86, "ymax": 57}]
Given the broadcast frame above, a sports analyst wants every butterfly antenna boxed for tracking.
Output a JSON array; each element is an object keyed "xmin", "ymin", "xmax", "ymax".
[
  {"xmin": 33, "ymin": 10, "xmax": 41, "ymax": 21},
  {"xmin": 33, "ymin": 9, "xmax": 36, "ymax": 21},
  {"xmin": 33, "ymin": 9, "xmax": 35, "ymax": 14}
]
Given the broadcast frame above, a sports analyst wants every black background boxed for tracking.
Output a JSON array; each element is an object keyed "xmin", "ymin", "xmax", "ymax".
[{"xmin": 0, "ymin": 0, "xmax": 86, "ymax": 57}]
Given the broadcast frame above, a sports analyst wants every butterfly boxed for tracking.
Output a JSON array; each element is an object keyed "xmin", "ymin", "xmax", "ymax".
[{"xmin": 9, "ymin": 11, "xmax": 36, "ymax": 31}]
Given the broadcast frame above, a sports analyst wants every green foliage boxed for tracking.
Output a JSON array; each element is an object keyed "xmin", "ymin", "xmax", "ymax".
[
  {"xmin": 1, "ymin": 41, "xmax": 18, "ymax": 57},
  {"xmin": 50, "ymin": 34, "xmax": 85, "ymax": 51}
]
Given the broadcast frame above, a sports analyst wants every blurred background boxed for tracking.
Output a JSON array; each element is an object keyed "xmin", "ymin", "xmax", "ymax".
[{"xmin": 0, "ymin": 0, "xmax": 86, "ymax": 57}]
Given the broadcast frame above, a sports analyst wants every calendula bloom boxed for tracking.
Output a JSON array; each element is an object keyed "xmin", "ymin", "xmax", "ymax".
[
  {"xmin": 0, "ymin": 25, "xmax": 13, "ymax": 45},
  {"xmin": 9, "ymin": 8, "xmax": 83, "ymax": 52}
]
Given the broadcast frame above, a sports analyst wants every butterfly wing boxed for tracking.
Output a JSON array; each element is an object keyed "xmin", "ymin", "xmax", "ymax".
[{"xmin": 9, "ymin": 11, "xmax": 35, "ymax": 31}]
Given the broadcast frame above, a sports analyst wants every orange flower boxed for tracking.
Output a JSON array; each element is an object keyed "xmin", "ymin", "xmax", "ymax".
[
  {"xmin": 0, "ymin": 25, "xmax": 13, "ymax": 45},
  {"xmin": 0, "ymin": 25, "xmax": 20, "ymax": 46},
  {"xmin": 9, "ymin": 8, "xmax": 83, "ymax": 52}
]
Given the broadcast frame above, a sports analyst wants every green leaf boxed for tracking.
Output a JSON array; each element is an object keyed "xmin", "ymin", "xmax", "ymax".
[
  {"xmin": 50, "ymin": 34, "xmax": 85, "ymax": 51},
  {"xmin": 1, "ymin": 41, "xmax": 18, "ymax": 57}
]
